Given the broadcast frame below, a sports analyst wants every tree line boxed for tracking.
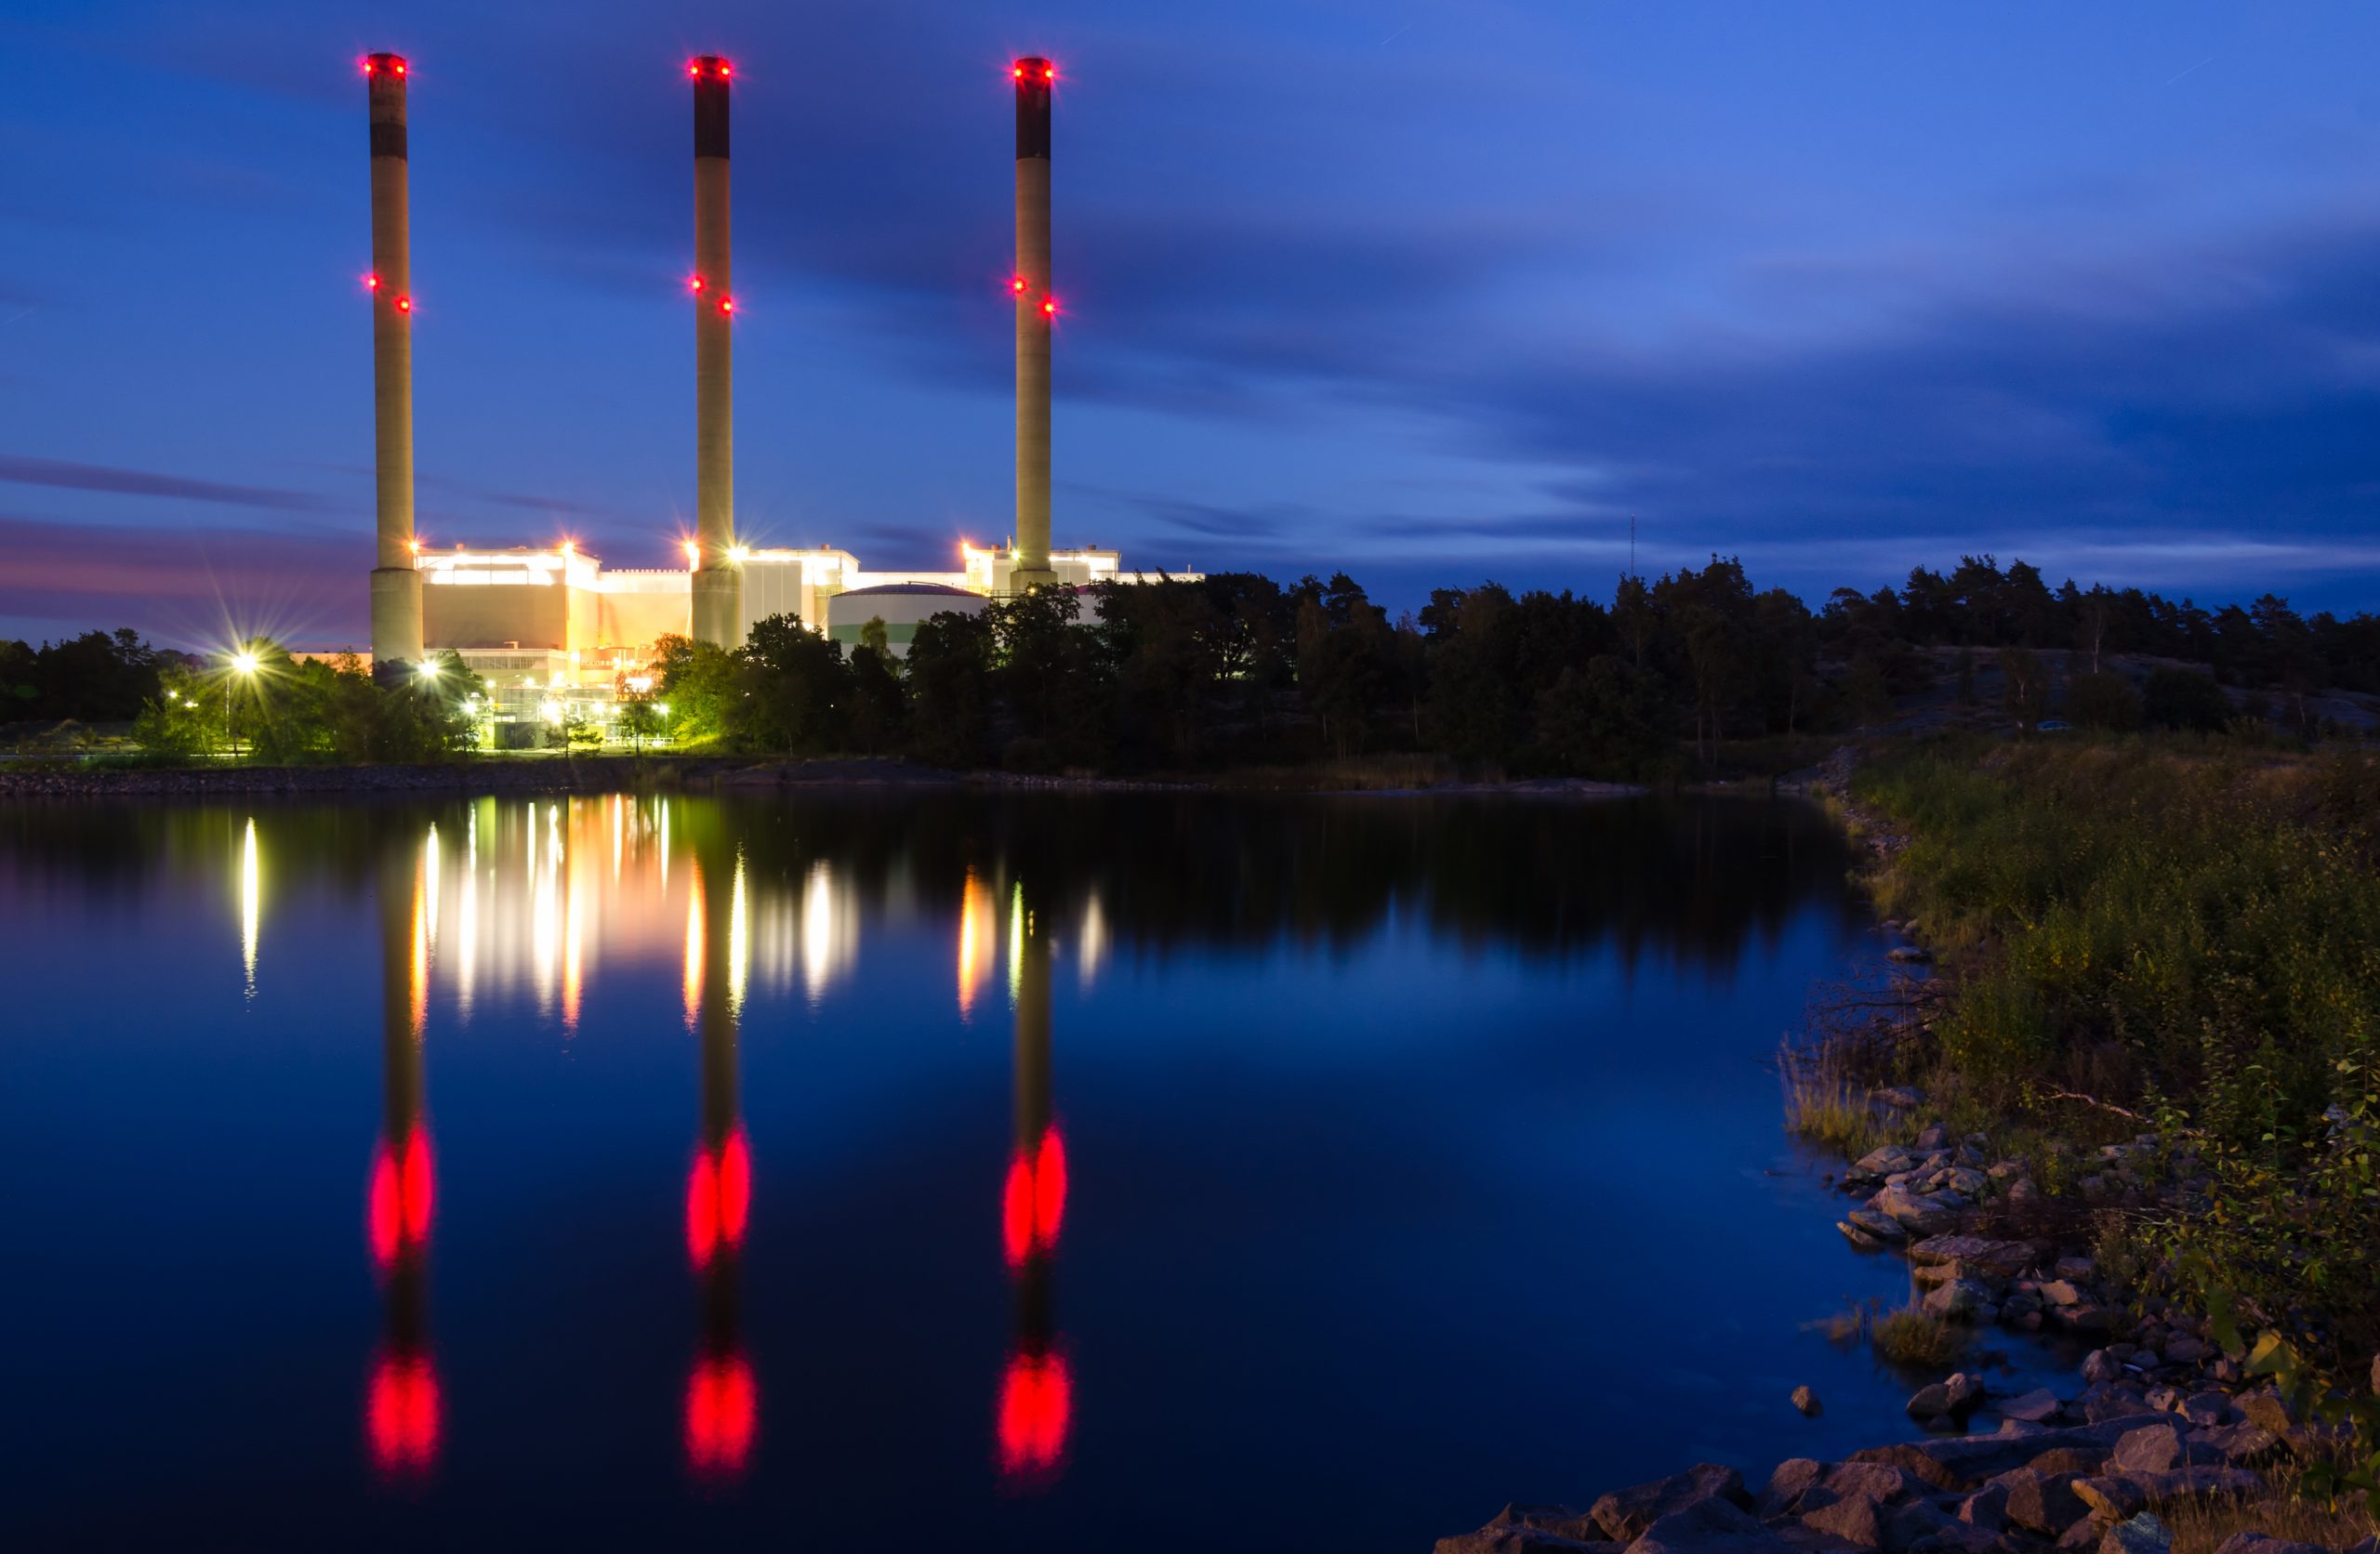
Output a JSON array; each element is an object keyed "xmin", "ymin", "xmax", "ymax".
[
  {"xmin": 8, "ymin": 552, "xmax": 2373, "ymax": 771},
  {"xmin": 648, "ymin": 554, "xmax": 2378, "ymax": 776}
]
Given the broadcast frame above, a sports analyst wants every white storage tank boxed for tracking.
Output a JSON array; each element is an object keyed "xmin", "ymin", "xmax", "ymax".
[{"xmin": 826, "ymin": 582, "xmax": 987, "ymax": 661}]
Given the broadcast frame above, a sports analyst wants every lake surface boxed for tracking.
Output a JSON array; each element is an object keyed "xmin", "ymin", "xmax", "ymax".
[{"xmin": 0, "ymin": 790, "xmax": 2064, "ymax": 1550}]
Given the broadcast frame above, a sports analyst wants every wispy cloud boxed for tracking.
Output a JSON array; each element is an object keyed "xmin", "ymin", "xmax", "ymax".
[{"xmin": 0, "ymin": 454, "xmax": 337, "ymax": 513}]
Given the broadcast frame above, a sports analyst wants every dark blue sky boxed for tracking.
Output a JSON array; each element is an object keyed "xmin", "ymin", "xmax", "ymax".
[{"xmin": 4, "ymin": 1, "xmax": 2377, "ymax": 649}]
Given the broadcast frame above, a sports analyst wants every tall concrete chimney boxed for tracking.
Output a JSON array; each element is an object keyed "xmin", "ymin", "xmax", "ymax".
[
  {"xmin": 365, "ymin": 53, "xmax": 423, "ymax": 677},
  {"xmin": 688, "ymin": 55, "xmax": 742, "ymax": 648},
  {"xmin": 1012, "ymin": 59, "xmax": 1056, "ymax": 591}
]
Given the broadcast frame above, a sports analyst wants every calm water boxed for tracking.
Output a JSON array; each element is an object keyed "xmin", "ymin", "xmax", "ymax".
[{"xmin": 1, "ymin": 791, "xmax": 2060, "ymax": 1550}]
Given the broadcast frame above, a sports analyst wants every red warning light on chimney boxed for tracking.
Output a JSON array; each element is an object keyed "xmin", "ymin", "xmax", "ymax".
[
  {"xmin": 1041, "ymin": 296, "xmax": 1059, "ymax": 318},
  {"xmin": 365, "ymin": 273, "xmax": 381, "ymax": 291},
  {"xmin": 395, "ymin": 296, "xmax": 413, "ymax": 314},
  {"xmin": 717, "ymin": 296, "xmax": 734, "ymax": 316}
]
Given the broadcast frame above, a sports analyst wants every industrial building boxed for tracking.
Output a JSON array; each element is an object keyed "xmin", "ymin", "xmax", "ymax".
[{"xmin": 362, "ymin": 47, "xmax": 1202, "ymax": 737}]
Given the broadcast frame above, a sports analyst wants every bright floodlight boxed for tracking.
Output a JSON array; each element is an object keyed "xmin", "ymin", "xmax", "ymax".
[
  {"xmin": 728, "ymin": 544, "xmax": 750, "ymax": 564},
  {"xmin": 417, "ymin": 661, "xmax": 441, "ymax": 681},
  {"xmin": 232, "ymin": 652, "xmax": 259, "ymax": 675}
]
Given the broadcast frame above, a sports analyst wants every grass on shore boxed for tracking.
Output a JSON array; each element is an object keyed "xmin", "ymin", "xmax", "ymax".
[
  {"xmin": 1840, "ymin": 734, "xmax": 2380, "ymax": 1384},
  {"xmin": 2162, "ymin": 1459, "xmax": 2377, "ymax": 1554},
  {"xmin": 1819, "ymin": 1300, "xmax": 1969, "ymax": 1370}
]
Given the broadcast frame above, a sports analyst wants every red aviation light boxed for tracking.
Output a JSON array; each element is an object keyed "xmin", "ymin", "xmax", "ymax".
[
  {"xmin": 717, "ymin": 295, "xmax": 734, "ymax": 316},
  {"xmin": 395, "ymin": 295, "xmax": 413, "ymax": 314},
  {"xmin": 1043, "ymin": 64, "xmax": 1056, "ymax": 83},
  {"xmin": 715, "ymin": 59, "xmax": 732, "ymax": 78},
  {"xmin": 687, "ymin": 59, "xmax": 700, "ymax": 78},
  {"xmin": 364, "ymin": 272, "xmax": 380, "ymax": 291},
  {"xmin": 1010, "ymin": 275, "xmax": 1027, "ymax": 296},
  {"xmin": 366, "ymin": 1353, "xmax": 442, "ymax": 1475},
  {"xmin": 1012, "ymin": 63, "xmax": 1025, "ymax": 80},
  {"xmin": 367, "ymin": 1128, "xmax": 435, "ymax": 1270},
  {"xmin": 394, "ymin": 60, "xmax": 406, "ymax": 76},
  {"xmin": 688, "ymin": 274, "xmax": 705, "ymax": 293},
  {"xmin": 1040, "ymin": 296, "xmax": 1059, "ymax": 318},
  {"xmin": 999, "ymin": 1126, "xmax": 1067, "ymax": 1267},
  {"xmin": 684, "ymin": 1353, "xmax": 757, "ymax": 1476},
  {"xmin": 685, "ymin": 1126, "xmax": 752, "ymax": 1267},
  {"xmin": 996, "ymin": 1351, "xmax": 1072, "ymax": 1476}
]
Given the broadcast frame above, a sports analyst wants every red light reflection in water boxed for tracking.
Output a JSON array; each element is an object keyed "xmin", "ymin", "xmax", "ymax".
[
  {"xmin": 367, "ymin": 1129, "xmax": 434, "ymax": 1270},
  {"xmin": 996, "ymin": 1351, "xmax": 1071, "ymax": 1476},
  {"xmin": 684, "ymin": 1353, "xmax": 757, "ymax": 1476},
  {"xmin": 999, "ymin": 1126, "xmax": 1066, "ymax": 1268},
  {"xmin": 366, "ymin": 1353, "xmax": 441, "ymax": 1474},
  {"xmin": 685, "ymin": 1126, "xmax": 751, "ymax": 1267}
]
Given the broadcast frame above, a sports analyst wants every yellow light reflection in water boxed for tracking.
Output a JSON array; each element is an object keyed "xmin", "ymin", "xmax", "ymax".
[
  {"xmin": 423, "ymin": 823, "xmax": 441, "ymax": 946},
  {"xmin": 456, "ymin": 823, "xmax": 478, "ymax": 1021},
  {"xmin": 728, "ymin": 852, "xmax": 748, "ymax": 1015},
  {"xmin": 957, "ymin": 869, "xmax": 993, "ymax": 1019},
  {"xmin": 562, "ymin": 800, "xmax": 585, "ymax": 1034},
  {"xmin": 1008, "ymin": 883, "xmax": 1025, "ymax": 1007},
  {"xmin": 410, "ymin": 854, "xmax": 430, "ymax": 1037},
  {"xmin": 1078, "ymin": 893, "xmax": 1107, "ymax": 991},
  {"xmin": 240, "ymin": 817, "xmax": 259, "ymax": 994},
  {"xmin": 683, "ymin": 863, "xmax": 705, "ymax": 1031}
]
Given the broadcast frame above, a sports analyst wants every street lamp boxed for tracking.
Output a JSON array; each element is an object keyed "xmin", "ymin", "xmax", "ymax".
[{"xmin": 417, "ymin": 660, "xmax": 441, "ymax": 683}]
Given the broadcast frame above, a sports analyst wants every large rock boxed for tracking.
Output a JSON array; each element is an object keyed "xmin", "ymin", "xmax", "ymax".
[
  {"xmin": 1994, "ymin": 1469, "xmax": 2090, "ymax": 1535},
  {"xmin": 2109, "ymin": 1423, "xmax": 2187, "ymax": 1474},
  {"xmin": 2073, "ymin": 1468, "xmax": 2265, "ymax": 1521},
  {"xmin": 1626, "ymin": 1495, "xmax": 1799, "ymax": 1554},
  {"xmin": 2194, "ymin": 1421, "xmax": 2282, "ymax": 1466},
  {"xmin": 1792, "ymin": 1386, "xmax": 1822, "ymax": 1417},
  {"xmin": 2000, "ymin": 1388, "xmax": 2062, "ymax": 1424},
  {"xmin": 1436, "ymin": 1506, "xmax": 1625, "ymax": 1554},
  {"xmin": 1908, "ymin": 1236, "xmax": 2037, "ymax": 1279},
  {"xmin": 1850, "ymin": 1420, "xmax": 2143, "ymax": 1489},
  {"xmin": 2100, "ymin": 1514, "xmax": 2173, "ymax": 1554},
  {"xmin": 1923, "ymin": 1280, "xmax": 1995, "ymax": 1322},
  {"xmin": 1852, "ymin": 1145, "xmax": 1919, "ymax": 1179},
  {"xmin": 1436, "ymin": 1530, "xmax": 1618, "ymax": 1554},
  {"xmin": 1846, "ymin": 1207, "xmax": 1908, "ymax": 1242},
  {"xmin": 1873, "ymin": 1184, "xmax": 1963, "ymax": 1235},
  {"xmin": 1590, "ymin": 1465, "xmax": 1751, "ymax": 1544},
  {"xmin": 1758, "ymin": 1459, "xmax": 1827, "ymax": 1518}
]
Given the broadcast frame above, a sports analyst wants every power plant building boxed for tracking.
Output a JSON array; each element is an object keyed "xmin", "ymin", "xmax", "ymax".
[{"xmin": 368, "ymin": 46, "xmax": 1204, "ymax": 733}]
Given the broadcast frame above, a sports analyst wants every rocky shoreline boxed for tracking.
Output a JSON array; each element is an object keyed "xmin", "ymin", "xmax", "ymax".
[{"xmin": 1435, "ymin": 750, "xmax": 2375, "ymax": 1554}]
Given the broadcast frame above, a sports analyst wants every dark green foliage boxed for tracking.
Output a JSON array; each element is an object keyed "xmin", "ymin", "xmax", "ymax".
[
  {"xmin": 1, "ymin": 628, "xmax": 167, "ymax": 724},
  {"xmin": 2061, "ymin": 669, "xmax": 2141, "ymax": 731},
  {"xmin": 1532, "ymin": 656, "xmax": 1674, "ymax": 779},
  {"xmin": 2142, "ymin": 665, "xmax": 2230, "ymax": 731}
]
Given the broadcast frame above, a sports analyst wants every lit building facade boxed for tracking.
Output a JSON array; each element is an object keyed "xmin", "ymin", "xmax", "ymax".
[{"xmin": 416, "ymin": 540, "xmax": 1200, "ymax": 734}]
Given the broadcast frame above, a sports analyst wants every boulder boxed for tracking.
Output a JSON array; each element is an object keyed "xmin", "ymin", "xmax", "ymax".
[
  {"xmin": 2000, "ymin": 1389, "xmax": 2062, "ymax": 1424},
  {"xmin": 1846, "ymin": 1207, "xmax": 1908, "ymax": 1242},
  {"xmin": 1850, "ymin": 1420, "xmax": 2144, "ymax": 1490},
  {"xmin": 2235, "ymin": 1394, "xmax": 2293, "ymax": 1437},
  {"xmin": 1590, "ymin": 1465, "xmax": 1752, "ymax": 1544},
  {"xmin": 1908, "ymin": 1236, "xmax": 2036, "ymax": 1278},
  {"xmin": 1917, "ymin": 1123, "xmax": 1950, "ymax": 1150},
  {"xmin": 1852, "ymin": 1145, "xmax": 1919, "ymax": 1180},
  {"xmin": 1956, "ymin": 1483, "xmax": 2009, "ymax": 1533},
  {"xmin": 1994, "ymin": 1469, "xmax": 2090, "ymax": 1535},
  {"xmin": 2074, "ymin": 1468, "xmax": 2265, "ymax": 1521},
  {"xmin": 1627, "ymin": 1495, "xmax": 1799, "ymax": 1554},
  {"xmin": 1758, "ymin": 1459, "xmax": 1827, "ymax": 1518},
  {"xmin": 1483, "ymin": 1505, "xmax": 1607, "ymax": 1541},
  {"xmin": 2110, "ymin": 1423, "xmax": 2187, "ymax": 1474},
  {"xmin": 1924, "ymin": 1280, "xmax": 1994, "ymax": 1321},
  {"xmin": 1874, "ymin": 1185, "xmax": 1962, "ymax": 1235},
  {"xmin": 2194, "ymin": 1422, "xmax": 2281, "ymax": 1466},
  {"xmin": 1889, "ymin": 945, "xmax": 1934, "ymax": 964},
  {"xmin": 2179, "ymin": 1392, "xmax": 2233, "ymax": 1429},
  {"xmin": 2162, "ymin": 1337, "xmax": 2212, "ymax": 1365},
  {"xmin": 2028, "ymin": 1447, "xmax": 2109, "ymax": 1476},
  {"xmin": 2100, "ymin": 1514, "xmax": 2173, "ymax": 1554},
  {"xmin": 2040, "ymin": 1280, "xmax": 2086, "ymax": 1309},
  {"xmin": 2055, "ymin": 1257, "xmax": 2097, "ymax": 1282},
  {"xmin": 1436, "ymin": 1530, "xmax": 1618, "ymax": 1554},
  {"xmin": 1792, "ymin": 1386, "xmax": 1822, "ymax": 1417}
]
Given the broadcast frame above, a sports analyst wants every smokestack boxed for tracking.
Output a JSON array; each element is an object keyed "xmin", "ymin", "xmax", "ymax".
[
  {"xmin": 365, "ymin": 53, "xmax": 423, "ymax": 677},
  {"xmin": 1012, "ymin": 58, "xmax": 1056, "ymax": 591},
  {"xmin": 688, "ymin": 55, "xmax": 741, "ymax": 648}
]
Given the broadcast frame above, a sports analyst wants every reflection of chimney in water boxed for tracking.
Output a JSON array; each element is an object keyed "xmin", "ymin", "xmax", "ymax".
[
  {"xmin": 684, "ymin": 849, "xmax": 755, "ymax": 1480},
  {"xmin": 997, "ymin": 884, "xmax": 1070, "ymax": 1482},
  {"xmin": 365, "ymin": 836, "xmax": 439, "ymax": 1478}
]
